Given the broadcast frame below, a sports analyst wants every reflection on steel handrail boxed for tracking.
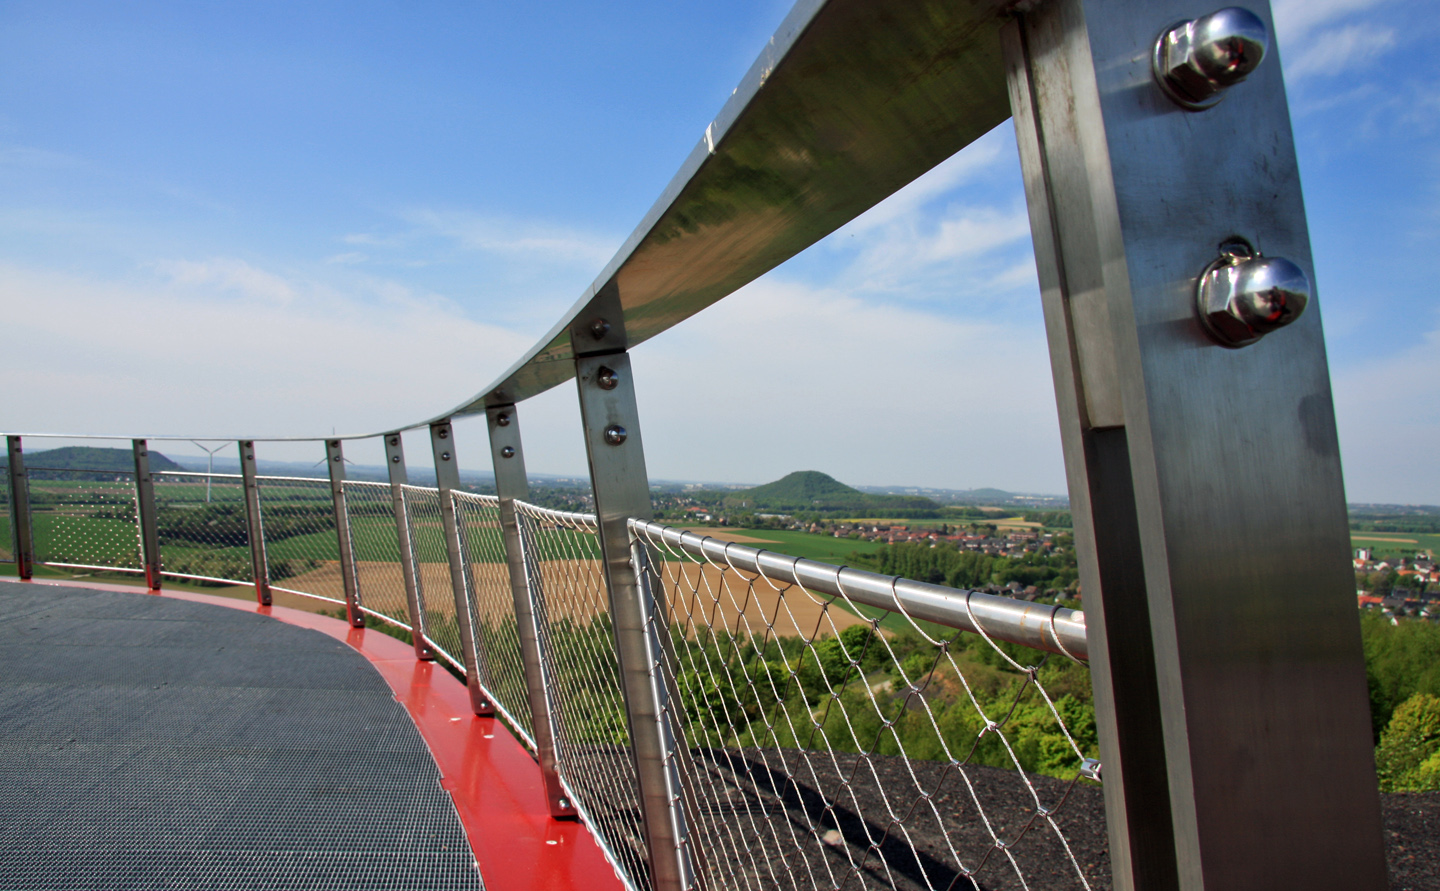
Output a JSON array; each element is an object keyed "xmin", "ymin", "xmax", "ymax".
[{"xmin": 628, "ymin": 518, "xmax": 1087, "ymax": 662}]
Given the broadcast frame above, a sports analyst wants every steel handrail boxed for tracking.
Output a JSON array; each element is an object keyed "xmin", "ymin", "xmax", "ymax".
[{"xmin": 628, "ymin": 518, "xmax": 1087, "ymax": 662}]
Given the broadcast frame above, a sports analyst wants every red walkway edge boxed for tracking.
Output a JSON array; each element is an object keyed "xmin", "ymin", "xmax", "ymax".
[{"xmin": 12, "ymin": 578, "xmax": 625, "ymax": 891}]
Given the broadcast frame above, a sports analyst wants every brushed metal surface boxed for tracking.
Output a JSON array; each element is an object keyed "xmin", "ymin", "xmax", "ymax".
[
  {"xmin": 429, "ymin": 421, "xmax": 494, "ymax": 717},
  {"xmin": 574, "ymin": 352, "xmax": 696, "ymax": 891},
  {"xmin": 130, "ymin": 440, "xmax": 162, "ymax": 592},
  {"xmin": 238, "ymin": 440, "xmax": 271, "ymax": 606},
  {"xmin": 486, "ymin": 404, "xmax": 575, "ymax": 820},
  {"xmin": 1012, "ymin": 1, "xmax": 1386, "ymax": 888},
  {"xmin": 326, "ymin": 439, "xmax": 364, "ymax": 628},
  {"xmin": 384, "ymin": 432, "xmax": 435, "ymax": 660},
  {"xmin": 5, "ymin": 437, "xmax": 35, "ymax": 579}
]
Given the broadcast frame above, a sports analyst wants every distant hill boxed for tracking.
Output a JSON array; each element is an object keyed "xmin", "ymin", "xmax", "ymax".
[
  {"xmin": 2, "ymin": 446, "xmax": 183, "ymax": 481},
  {"xmin": 722, "ymin": 471, "xmax": 941, "ymax": 516}
]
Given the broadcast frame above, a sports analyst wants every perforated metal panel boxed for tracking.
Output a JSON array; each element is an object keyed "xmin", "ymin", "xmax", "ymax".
[{"xmin": 0, "ymin": 582, "xmax": 485, "ymax": 891}]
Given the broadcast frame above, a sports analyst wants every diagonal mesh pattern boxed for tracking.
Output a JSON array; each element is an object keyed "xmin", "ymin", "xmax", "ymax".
[
  {"xmin": 342, "ymin": 480, "xmax": 413, "ymax": 632},
  {"xmin": 631, "ymin": 519, "xmax": 1100, "ymax": 891},
  {"xmin": 453, "ymin": 491, "xmax": 535, "ymax": 748},
  {"xmin": 28, "ymin": 469, "xmax": 142, "ymax": 573},
  {"xmin": 402, "ymin": 485, "xmax": 466, "ymax": 674},
  {"xmin": 514, "ymin": 501, "xmax": 650, "ymax": 891},
  {"xmin": 153, "ymin": 472, "xmax": 251, "ymax": 586},
  {"xmin": 256, "ymin": 476, "xmax": 341, "ymax": 604}
]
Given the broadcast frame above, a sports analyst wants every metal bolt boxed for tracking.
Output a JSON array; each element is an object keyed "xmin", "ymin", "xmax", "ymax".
[
  {"xmin": 333, "ymin": 455, "xmax": 342, "ymax": 462},
  {"xmin": 589, "ymin": 317, "xmax": 610, "ymax": 340},
  {"xmin": 604, "ymin": 425, "xmax": 627, "ymax": 445},
  {"xmin": 391, "ymin": 455, "xmax": 400, "ymax": 464},
  {"xmin": 329, "ymin": 440, "xmax": 339, "ymax": 447},
  {"xmin": 496, "ymin": 412, "xmax": 511, "ymax": 427},
  {"xmin": 441, "ymin": 451, "xmax": 451, "ymax": 461},
  {"xmin": 501, "ymin": 446, "xmax": 515, "ymax": 458},
  {"xmin": 1153, "ymin": 7, "xmax": 1268, "ymax": 110},
  {"xmin": 597, "ymin": 366, "xmax": 619, "ymax": 390},
  {"xmin": 1195, "ymin": 239, "xmax": 1309, "ymax": 347},
  {"xmin": 389, "ymin": 436, "xmax": 399, "ymax": 446},
  {"xmin": 558, "ymin": 798, "xmax": 570, "ymax": 810},
  {"xmin": 437, "ymin": 427, "xmax": 449, "ymax": 439}
]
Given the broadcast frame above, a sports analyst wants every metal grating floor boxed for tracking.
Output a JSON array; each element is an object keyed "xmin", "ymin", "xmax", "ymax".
[{"xmin": 0, "ymin": 582, "xmax": 485, "ymax": 891}]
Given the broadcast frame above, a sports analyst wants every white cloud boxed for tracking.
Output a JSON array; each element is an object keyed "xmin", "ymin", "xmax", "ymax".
[
  {"xmin": 1286, "ymin": 22, "xmax": 1397, "ymax": 79},
  {"xmin": 627, "ymin": 277, "xmax": 1065, "ymax": 493},
  {"xmin": 0, "ymin": 261, "xmax": 531, "ymax": 458},
  {"xmin": 402, "ymin": 208, "xmax": 618, "ymax": 267},
  {"xmin": 1332, "ymin": 317, "xmax": 1440, "ymax": 504},
  {"xmin": 1272, "ymin": 0, "xmax": 1391, "ymax": 43},
  {"xmin": 838, "ymin": 134, "xmax": 1007, "ymax": 236}
]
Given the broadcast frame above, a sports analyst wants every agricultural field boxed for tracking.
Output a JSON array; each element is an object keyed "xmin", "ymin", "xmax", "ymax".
[{"xmin": 1352, "ymin": 532, "xmax": 1440, "ymax": 558}]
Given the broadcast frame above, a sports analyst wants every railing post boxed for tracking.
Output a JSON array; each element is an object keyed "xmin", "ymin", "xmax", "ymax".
[
  {"xmin": 6, "ymin": 436, "xmax": 35, "ymax": 579},
  {"xmin": 130, "ymin": 439, "xmax": 162, "ymax": 591},
  {"xmin": 1002, "ymin": 4, "xmax": 1384, "ymax": 890},
  {"xmin": 325, "ymin": 439, "xmax": 364, "ymax": 628},
  {"xmin": 238, "ymin": 440, "xmax": 271, "ymax": 606},
  {"xmin": 429, "ymin": 420, "xmax": 494, "ymax": 716},
  {"xmin": 486, "ymin": 404, "xmax": 576, "ymax": 819},
  {"xmin": 385, "ymin": 433, "xmax": 434, "ymax": 660},
  {"xmin": 572, "ymin": 333, "xmax": 698, "ymax": 891}
]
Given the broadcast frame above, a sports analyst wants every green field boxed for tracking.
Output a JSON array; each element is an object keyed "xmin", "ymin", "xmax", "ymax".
[{"xmin": 1351, "ymin": 532, "xmax": 1440, "ymax": 558}]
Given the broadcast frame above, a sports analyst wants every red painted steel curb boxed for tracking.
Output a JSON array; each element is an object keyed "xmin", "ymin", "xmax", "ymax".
[{"xmin": 6, "ymin": 578, "xmax": 625, "ymax": 891}]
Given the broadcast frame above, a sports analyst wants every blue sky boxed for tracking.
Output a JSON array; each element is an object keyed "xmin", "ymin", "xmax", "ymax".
[{"xmin": 0, "ymin": 0, "xmax": 1435, "ymax": 503}]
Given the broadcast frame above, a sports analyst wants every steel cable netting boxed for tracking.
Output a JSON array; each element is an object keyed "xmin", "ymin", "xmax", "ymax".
[
  {"xmin": 452, "ymin": 491, "xmax": 535, "ymax": 748},
  {"xmin": 27, "ymin": 468, "xmax": 142, "ymax": 574},
  {"xmin": 153, "ymin": 472, "xmax": 251, "ymax": 586},
  {"xmin": 630, "ymin": 519, "xmax": 1100, "ymax": 891},
  {"xmin": 514, "ymin": 501, "xmax": 652, "ymax": 891},
  {"xmin": 255, "ymin": 476, "xmax": 344, "ymax": 605},
  {"xmin": 401, "ymin": 485, "xmax": 467, "ymax": 674},
  {"xmin": 341, "ymin": 480, "xmax": 414, "ymax": 632}
]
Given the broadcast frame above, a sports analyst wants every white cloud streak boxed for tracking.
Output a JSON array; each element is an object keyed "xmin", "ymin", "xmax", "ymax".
[{"xmin": 1286, "ymin": 22, "xmax": 1397, "ymax": 79}]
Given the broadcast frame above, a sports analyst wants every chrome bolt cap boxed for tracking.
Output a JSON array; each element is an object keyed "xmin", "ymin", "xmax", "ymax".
[
  {"xmin": 604, "ymin": 425, "xmax": 628, "ymax": 445},
  {"xmin": 1154, "ymin": 7, "xmax": 1268, "ymax": 110},
  {"xmin": 1196, "ymin": 241, "xmax": 1309, "ymax": 348}
]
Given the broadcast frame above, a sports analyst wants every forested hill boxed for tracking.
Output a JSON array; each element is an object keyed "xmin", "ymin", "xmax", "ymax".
[
  {"xmin": 1, "ymin": 446, "xmax": 183, "ymax": 480},
  {"xmin": 721, "ymin": 471, "xmax": 941, "ymax": 516}
]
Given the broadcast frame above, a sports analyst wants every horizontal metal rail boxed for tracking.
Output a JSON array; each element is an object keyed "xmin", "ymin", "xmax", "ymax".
[
  {"xmin": 629, "ymin": 518, "xmax": 1087, "ymax": 662},
  {"xmin": 515, "ymin": 503, "xmax": 598, "ymax": 527},
  {"xmin": 155, "ymin": 471, "xmax": 244, "ymax": 481}
]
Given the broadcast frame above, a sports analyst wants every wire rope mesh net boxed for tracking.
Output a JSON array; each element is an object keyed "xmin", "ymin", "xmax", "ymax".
[
  {"xmin": 255, "ymin": 476, "xmax": 343, "ymax": 604},
  {"xmin": 514, "ymin": 500, "xmax": 652, "ymax": 891},
  {"xmin": 402, "ymin": 484, "xmax": 466, "ymax": 673},
  {"xmin": 629, "ymin": 519, "xmax": 1101, "ymax": 891},
  {"xmin": 152, "ymin": 472, "xmax": 251, "ymax": 585},
  {"xmin": 341, "ymin": 480, "xmax": 414, "ymax": 632},
  {"xmin": 452, "ymin": 491, "xmax": 535, "ymax": 747},
  {"xmin": 27, "ymin": 468, "xmax": 142, "ymax": 574}
]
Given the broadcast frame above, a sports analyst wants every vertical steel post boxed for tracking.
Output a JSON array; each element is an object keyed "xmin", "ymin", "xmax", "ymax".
[
  {"xmin": 385, "ymin": 433, "xmax": 434, "ymax": 660},
  {"xmin": 486, "ymin": 404, "xmax": 576, "ymax": 819},
  {"xmin": 6, "ymin": 436, "xmax": 35, "ymax": 579},
  {"xmin": 131, "ymin": 440, "xmax": 162, "ymax": 591},
  {"xmin": 429, "ymin": 420, "xmax": 494, "ymax": 716},
  {"xmin": 238, "ymin": 440, "xmax": 271, "ymax": 606},
  {"xmin": 1003, "ymin": 3, "xmax": 1384, "ymax": 889},
  {"xmin": 325, "ymin": 439, "xmax": 364, "ymax": 628},
  {"xmin": 573, "ymin": 343, "xmax": 697, "ymax": 891}
]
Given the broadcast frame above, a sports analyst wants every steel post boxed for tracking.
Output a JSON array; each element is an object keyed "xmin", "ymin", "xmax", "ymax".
[
  {"xmin": 486, "ymin": 404, "xmax": 576, "ymax": 819},
  {"xmin": 238, "ymin": 440, "xmax": 271, "ymax": 606},
  {"xmin": 385, "ymin": 433, "xmax": 434, "ymax": 660},
  {"xmin": 6, "ymin": 436, "xmax": 35, "ymax": 579},
  {"xmin": 130, "ymin": 440, "xmax": 162, "ymax": 591},
  {"xmin": 326, "ymin": 439, "xmax": 364, "ymax": 628},
  {"xmin": 573, "ymin": 348, "xmax": 698, "ymax": 891},
  {"xmin": 1003, "ymin": 3, "xmax": 1384, "ymax": 889},
  {"xmin": 429, "ymin": 420, "xmax": 493, "ymax": 716}
]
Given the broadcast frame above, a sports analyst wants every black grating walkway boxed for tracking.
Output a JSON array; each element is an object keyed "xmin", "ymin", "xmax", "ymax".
[{"xmin": 0, "ymin": 581, "xmax": 485, "ymax": 891}]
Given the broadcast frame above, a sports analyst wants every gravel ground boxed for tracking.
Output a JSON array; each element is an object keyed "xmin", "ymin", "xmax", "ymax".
[{"xmin": 686, "ymin": 748, "xmax": 1438, "ymax": 890}]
